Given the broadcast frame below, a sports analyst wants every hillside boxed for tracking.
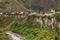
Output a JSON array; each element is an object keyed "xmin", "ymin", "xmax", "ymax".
[
  {"xmin": 19, "ymin": 0, "xmax": 60, "ymax": 11},
  {"xmin": 0, "ymin": 0, "xmax": 60, "ymax": 12},
  {"xmin": 0, "ymin": 0, "xmax": 28, "ymax": 12}
]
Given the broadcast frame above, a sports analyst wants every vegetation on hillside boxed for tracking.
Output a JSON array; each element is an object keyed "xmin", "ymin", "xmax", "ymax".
[
  {"xmin": 0, "ymin": 0, "xmax": 28, "ymax": 13},
  {"xmin": 0, "ymin": 17, "xmax": 16, "ymax": 40},
  {"xmin": 20, "ymin": 0, "xmax": 60, "ymax": 11},
  {"xmin": 0, "ymin": 0, "xmax": 60, "ymax": 40},
  {"xmin": 55, "ymin": 13, "xmax": 60, "ymax": 21},
  {"xmin": 9, "ymin": 16, "xmax": 60, "ymax": 40},
  {"xmin": 0, "ymin": 27, "xmax": 10, "ymax": 40},
  {"xmin": 0, "ymin": 0, "xmax": 60, "ymax": 12},
  {"xmin": 0, "ymin": 32, "xmax": 10, "ymax": 40},
  {"xmin": 0, "ymin": 15, "xmax": 60, "ymax": 40}
]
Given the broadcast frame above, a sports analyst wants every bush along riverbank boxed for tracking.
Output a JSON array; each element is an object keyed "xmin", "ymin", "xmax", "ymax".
[{"xmin": 0, "ymin": 30, "xmax": 10, "ymax": 40}]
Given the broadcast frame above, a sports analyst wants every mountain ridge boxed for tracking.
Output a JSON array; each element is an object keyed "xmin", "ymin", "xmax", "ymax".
[
  {"xmin": 0, "ymin": 0, "xmax": 60, "ymax": 12},
  {"xmin": 0, "ymin": 0, "xmax": 28, "ymax": 12}
]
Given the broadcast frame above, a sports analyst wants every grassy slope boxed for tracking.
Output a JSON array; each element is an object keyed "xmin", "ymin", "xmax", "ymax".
[
  {"xmin": 0, "ymin": 32, "xmax": 10, "ymax": 40},
  {"xmin": 0, "ymin": 17, "xmax": 16, "ymax": 40},
  {"xmin": 10, "ymin": 16, "xmax": 60, "ymax": 40},
  {"xmin": 11, "ymin": 26, "xmax": 58, "ymax": 40},
  {"xmin": 0, "ymin": 0, "xmax": 28, "ymax": 12},
  {"xmin": 0, "ymin": 16, "xmax": 60, "ymax": 40},
  {"xmin": 5, "ymin": 0, "xmax": 28, "ymax": 12}
]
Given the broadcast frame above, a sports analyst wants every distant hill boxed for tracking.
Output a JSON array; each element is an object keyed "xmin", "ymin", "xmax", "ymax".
[
  {"xmin": 0, "ymin": 0, "xmax": 28, "ymax": 12},
  {"xmin": 0, "ymin": 0, "xmax": 60, "ymax": 12},
  {"xmin": 20, "ymin": 0, "xmax": 60, "ymax": 11}
]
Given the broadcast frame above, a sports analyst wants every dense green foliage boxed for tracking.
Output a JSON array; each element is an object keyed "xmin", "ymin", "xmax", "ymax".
[
  {"xmin": 11, "ymin": 25, "xmax": 59, "ymax": 40},
  {"xmin": 0, "ymin": 17, "xmax": 16, "ymax": 40},
  {"xmin": 0, "ymin": 28, "xmax": 10, "ymax": 40},
  {"xmin": 55, "ymin": 13, "xmax": 60, "ymax": 21},
  {"xmin": 10, "ymin": 16, "xmax": 60, "ymax": 40},
  {"xmin": 0, "ymin": 16, "xmax": 60, "ymax": 40},
  {"xmin": 0, "ymin": 0, "xmax": 60, "ymax": 40},
  {"xmin": 0, "ymin": 32, "xmax": 10, "ymax": 40}
]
